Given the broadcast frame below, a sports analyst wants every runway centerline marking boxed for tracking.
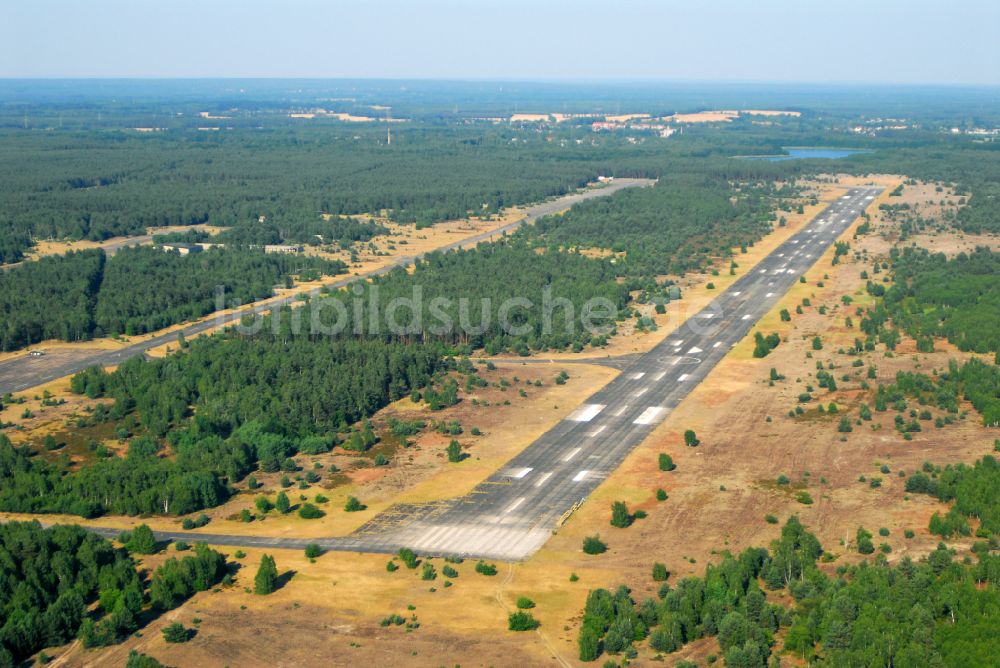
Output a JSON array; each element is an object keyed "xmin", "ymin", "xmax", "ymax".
[
  {"xmin": 572, "ymin": 470, "xmax": 590, "ymax": 482},
  {"xmin": 563, "ymin": 448, "xmax": 581, "ymax": 462},
  {"xmin": 534, "ymin": 472, "xmax": 553, "ymax": 487},
  {"xmin": 632, "ymin": 387, "xmax": 648, "ymax": 397},
  {"xmin": 588, "ymin": 425, "xmax": 606, "ymax": 437},
  {"xmin": 505, "ymin": 498, "xmax": 525, "ymax": 513},
  {"xmin": 678, "ymin": 373, "xmax": 690, "ymax": 382},
  {"xmin": 613, "ymin": 405, "xmax": 629, "ymax": 416},
  {"xmin": 629, "ymin": 372, "xmax": 645, "ymax": 380}
]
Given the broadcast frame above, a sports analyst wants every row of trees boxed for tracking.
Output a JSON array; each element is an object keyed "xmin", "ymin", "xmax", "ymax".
[
  {"xmin": 580, "ymin": 517, "xmax": 1000, "ymax": 666},
  {"xmin": 0, "ymin": 245, "xmax": 345, "ymax": 350},
  {"xmin": 156, "ymin": 216, "xmax": 387, "ymax": 248}
]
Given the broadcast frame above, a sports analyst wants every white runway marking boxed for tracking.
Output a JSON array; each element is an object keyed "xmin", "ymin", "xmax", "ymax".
[
  {"xmin": 572, "ymin": 470, "xmax": 590, "ymax": 482},
  {"xmin": 688, "ymin": 346, "xmax": 703, "ymax": 354},
  {"xmin": 513, "ymin": 467, "xmax": 533, "ymax": 479},
  {"xmin": 613, "ymin": 405, "xmax": 629, "ymax": 416},
  {"xmin": 506, "ymin": 498, "xmax": 525, "ymax": 513},
  {"xmin": 678, "ymin": 373, "xmax": 690, "ymax": 381},
  {"xmin": 713, "ymin": 341, "xmax": 722, "ymax": 348},
  {"xmin": 742, "ymin": 314, "xmax": 751, "ymax": 320},
  {"xmin": 633, "ymin": 406, "xmax": 666, "ymax": 425},
  {"xmin": 669, "ymin": 339, "xmax": 684, "ymax": 346},
  {"xmin": 672, "ymin": 357, "xmax": 681, "ymax": 366},
  {"xmin": 534, "ymin": 472, "xmax": 552, "ymax": 487},
  {"xmin": 632, "ymin": 387, "xmax": 648, "ymax": 397},
  {"xmin": 698, "ymin": 312, "xmax": 715, "ymax": 318},
  {"xmin": 629, "ymin": 372, "xmax": 645, "ymax": 380},
  {"xmin": 732, "ymin": 291, "xmax": 741, "ymax": 296},
  {"xmin": 568, "ymin": 403, "xmax": 605, "ymax": 422},
  {"xmin": 588, "ymin": 425, "xmax": 606, "ymax": 437},
  {"xmin": 653, "ymin": 371, "xmax": 666, "ymax": 381},
  {"xmin": 766, "ymin": 292, "xmax": 774, "ymax": 297},
  {"xmin": 563, "ymin": 448, "xmax": 581, "ymax": 462}
]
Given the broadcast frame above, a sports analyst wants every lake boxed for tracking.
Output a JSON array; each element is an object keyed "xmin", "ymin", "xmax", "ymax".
[{"xmin": 742, "ymin": 147, "xmax": 869, "ymax": 161}]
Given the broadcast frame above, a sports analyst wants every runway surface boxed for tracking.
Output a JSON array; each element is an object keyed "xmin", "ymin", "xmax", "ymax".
[
  {"xmin": 61, "ymin": 185, "xmax": 882, "ymax": 560},
  {"xmin": 0, "ymin": 178, "xmax": 652, "ymax": 396}
]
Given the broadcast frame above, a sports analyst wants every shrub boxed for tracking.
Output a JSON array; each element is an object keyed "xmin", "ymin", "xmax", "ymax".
[
  {"xmin": 442, "ymin": 565, "xmax": 458, "ymax": 578},
  {"xmin": 344, "ymin": 496, "xmax": 364, "ymax": 512},
  {"xmin": 305, "ymin": 543, "xmax": 322, "ymax": 559},
  {"xmin": 447, "ymin": 439, "xmax": 463, "ymax": 463},
  {"xmin": 683, "ymin": 429, "xmax": 700, "ymax": 447},
  {"xmin": 398, "ymin": 548, "xmax": 418, "ymax": 568},
  {"xmin": 421, "ymin": 562, "xmax": 436, "ymax": 580},
  {"xmin": 582, "ymin": 536, "xmax": 607, "ymax": 555},
  {"xmin": 652, "ymin": 562, "xmax": 669, "ymax": 581},
  {"xmin": 610, "ymin": 501, "xmax": 632, "ymax": 528},
  {"xmin": 507, "ymin": 611, "xmax": 540, "ymax": 631},
  {"xmin": 516, "ymin": 596, "xmax": 535, "ymax": 609},
  {"xmin": 161, "ymin": 622, "xmax": 189, "ymax": 644},
  {"xmin": 475, "ymin": 560, "xmax": 498, "ymax": 576},
  {"xmin": 298, "ymin": 503, "xmax": 325, "ymax": 519},
  {"xmin": 655, "ymin": 488, "xmax": 668, "ymax": 501},
  {"xmin": 658, "ymin": 453, "xmax": 676, "ymax": 471},
  {"xmin": 765, "ymin": 514, "xmax": 779, "ymax": 524}
]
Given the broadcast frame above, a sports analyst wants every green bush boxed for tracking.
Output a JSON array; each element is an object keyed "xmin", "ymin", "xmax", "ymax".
[
  {"xmin": 508, "ymin": 611, "xmax": 540, "ymax": 631},
  {"xmin": 583, "ymin": 536, "xmax": 607, "ymax": 555}
]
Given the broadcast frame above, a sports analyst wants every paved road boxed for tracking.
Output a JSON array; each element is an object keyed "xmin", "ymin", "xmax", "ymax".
[
  {"xmin": 61, "ymin": 185, "xmax": 883, "ymax": 561},
  {"xmin": 0, "ymin": 179, "xmax": 652, "ymax": 395}
]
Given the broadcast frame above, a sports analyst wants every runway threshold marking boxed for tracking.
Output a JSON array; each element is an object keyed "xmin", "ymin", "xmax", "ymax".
[
  {"xmin": 513, "ymin": 467, "xmax": 533, "ymax": 479},
  {"xmin": 572, "ymin": 470, "xmax": 590, "ymax": 482},
  {"xmin": 634, "ymin": 406, "xmax": 667, "ymax": 425},
  {"xmin": 567, "ymin": 404, "xmax": 605, "ymax": 422}
]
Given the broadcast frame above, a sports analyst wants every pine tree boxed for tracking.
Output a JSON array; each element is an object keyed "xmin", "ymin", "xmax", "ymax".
[{"xmin": 254, "ymin": 554, "xmax": 278, "ymax": 595}]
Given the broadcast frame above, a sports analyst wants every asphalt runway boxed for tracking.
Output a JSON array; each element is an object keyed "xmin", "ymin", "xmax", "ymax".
[
  {"xmin": 0, "ymin": 178, "xmax": 652, "ymax": 395},
  {"xmin": 329, "ymin": 185, "xmax": 884, "ymax": 560},
  {"xmin": 29, "ymin": 184, "xmax": 882, "ymax": 562}
]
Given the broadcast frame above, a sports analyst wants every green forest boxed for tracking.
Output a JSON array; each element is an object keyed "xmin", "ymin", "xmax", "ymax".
[
  {"xmin": 883, "ymin": 246, "xmax": 1000, "ymax": 355},
  {"xmin": 0, "ymin": 124, "xmax": 666, "ymax": 263},
  {"xmin": 0, "ymin": 521, "xmax": 227, "ymax": 663},
  {"xmin": 0, "ymin": 246, "xmax": 344, "ymax": 350},
  {"xmin": 524, "ymin": 172, "xmax": 780, "ymax": 278},
  {"xmin": 579, "ymin": 518, "xmax": 1000, "ymax": 666},
  {"xmin": 312, "ymin": 238, "xmax": 628, "ymax": 353}
]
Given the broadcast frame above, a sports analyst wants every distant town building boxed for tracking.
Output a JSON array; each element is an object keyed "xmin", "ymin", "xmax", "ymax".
[{"xmin": 263, "ymin": 244, "xmax": 304, "ymax": 255}]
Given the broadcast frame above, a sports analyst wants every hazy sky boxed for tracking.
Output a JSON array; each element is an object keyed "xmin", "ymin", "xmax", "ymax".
[{"xmin": 3, "ymin": 0, "xmax": 998, "ymax": 84}]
